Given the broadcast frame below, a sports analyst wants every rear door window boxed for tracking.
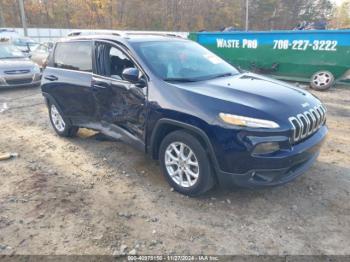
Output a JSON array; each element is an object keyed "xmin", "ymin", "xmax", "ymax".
[{"xmin": 54, "ymin": 41, "xmax": 92, "ymax": 72}]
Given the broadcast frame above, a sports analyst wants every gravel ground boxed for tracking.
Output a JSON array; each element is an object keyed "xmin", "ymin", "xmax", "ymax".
[{"xmin": 0, "ymin": 85, "xmax": 349, "ymax": 256}]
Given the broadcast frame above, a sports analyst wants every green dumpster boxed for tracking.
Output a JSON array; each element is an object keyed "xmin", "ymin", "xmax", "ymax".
[{"xmin": 188, "ymin": 30, "xmax": 350, "ymax": 90}]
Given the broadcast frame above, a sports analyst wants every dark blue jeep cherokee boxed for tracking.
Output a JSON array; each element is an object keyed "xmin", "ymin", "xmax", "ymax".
[{"xmin": 41, "ymin": 34, "xmax": 327, "ymax": 196}]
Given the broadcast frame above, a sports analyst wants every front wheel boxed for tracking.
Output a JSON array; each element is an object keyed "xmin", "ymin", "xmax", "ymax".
[
  {"xmin": 49, "ymin": 103, "xmax": 78, "ymax": 137},
  {"xmin": 159, "ymin": 130, "xmax": 215, "ymax": 196},
  {"xmin": 310, "ymin": 71, "xmax": 335, "ymax": 91}
]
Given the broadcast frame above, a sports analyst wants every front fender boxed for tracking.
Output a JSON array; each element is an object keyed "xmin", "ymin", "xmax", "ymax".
[{"xmin": 148, "ymin": 117, "xmax": 221, "ymax": 174}]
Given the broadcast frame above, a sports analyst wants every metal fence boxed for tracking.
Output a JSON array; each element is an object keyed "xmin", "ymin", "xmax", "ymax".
[
  {"xmin": 10, "ymin": 28, "xmax": 72, "ymax": 42},
  {"xmin": 4, "ymin": 28, "xmax": 189, "ymax": 43}
]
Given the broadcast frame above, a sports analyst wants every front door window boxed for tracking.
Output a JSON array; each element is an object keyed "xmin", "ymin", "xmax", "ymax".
[{"xmin": 95, "ymin": 42, "xmax": 135, "ymax": 81}]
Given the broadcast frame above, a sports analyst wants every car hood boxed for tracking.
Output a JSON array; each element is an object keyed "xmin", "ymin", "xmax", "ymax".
[
  {"xmin": 168, "ymin": 73, "xmax": 322, "ymax": 126},
  {"xmin": 0, "ymin": 58, "xmax": 36, "ymax": 72}
]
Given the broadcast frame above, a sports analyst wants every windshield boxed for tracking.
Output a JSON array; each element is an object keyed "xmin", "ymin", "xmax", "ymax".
[
  {"xmin": 131, "ymin": 40, "xmax": 239, "ymax": 82},
  {"xmin": 12, "ymin": 38, "xmax": 38, "ymax": 46},
  {"xmin": 0, "ymin": 44, "xmax": 26, "ymax": 59},
  {"xmin": 12, "ymin": 38, "xmax": 39, "ymax": 51}
]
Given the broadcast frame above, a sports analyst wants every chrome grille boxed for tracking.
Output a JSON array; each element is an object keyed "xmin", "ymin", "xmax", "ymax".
[
  {"xmin": 289, "ymin": 105, "xmax": 326, "ymax": 143},
  {"xmin": 5, "ymin": 78, "xmax": 33, "ymax": 85},
  {"xmin": 4, "ymin": 69, "xmax": 30, "ymax": 74}
]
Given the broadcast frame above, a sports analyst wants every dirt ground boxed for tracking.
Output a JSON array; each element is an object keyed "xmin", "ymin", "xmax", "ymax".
[{"xmin": 0, "ymin": 84, "xmax": 349, "ymax": 256}]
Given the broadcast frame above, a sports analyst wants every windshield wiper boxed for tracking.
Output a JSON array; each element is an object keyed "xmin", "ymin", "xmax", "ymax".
[
  {"xmin": 164, "ymin": 73, "xmax": 236, "ymax": 83},
  {"xmin": 207, "ymin": 72, "xmax": 235, "ymax": 80},
  {"xmin": 163, "ymin": 78, "xmax": 198, "ymax": 83}
]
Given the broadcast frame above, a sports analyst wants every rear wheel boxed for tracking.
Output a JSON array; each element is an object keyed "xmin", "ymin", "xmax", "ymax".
[
  {"xmin": 310, "ymin": 71, "xmax": 334, "ymax": 91},
  {"xmin": 49, "ymin": 103, "xmax": 78, "ymax": 137},
  {"xmin": 159, "ymin": 130, "xmax": 215, "ymax": 196}
]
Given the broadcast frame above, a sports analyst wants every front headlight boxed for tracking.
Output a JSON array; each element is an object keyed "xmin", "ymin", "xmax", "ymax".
[{"xmin": 219, "ymin": 113, "xmax": 280, "ymax": 128}]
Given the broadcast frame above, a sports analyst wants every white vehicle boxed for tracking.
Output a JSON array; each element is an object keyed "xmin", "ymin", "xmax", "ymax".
[
  {"xmin": 0, "ymin": 28, "xmax": 19, "ymax": 38},
  {"xmin": 30, "ymin": 42, "xmax": 54, "ymax": 67}
]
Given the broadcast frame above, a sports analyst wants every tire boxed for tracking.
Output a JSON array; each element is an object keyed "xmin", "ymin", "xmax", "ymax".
[
  {"xmin": 310, "ymin": 71, "xmax": 335, "ymax": 91},
  {"xmin": 48, "ymin": 102, "xmax": 78, "ymax": 137},
  {"xmin": 159, "ymin": 130, "xmax": 215, "ymax": 196}
]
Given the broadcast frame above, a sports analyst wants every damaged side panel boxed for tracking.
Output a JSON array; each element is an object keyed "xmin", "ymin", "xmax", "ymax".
[
  {"xmin": 91, "ymin": 77, "xmax": 147, "ymax": 140},
  {"xmin": 86, "ymin": 76, "xmax": 147, "ymax": 151},
  {"xmin": 42, "ymin": 39, "xmax": 148, "ymax": 152},
  {"xmin": 80, "ymin": 121, "xmax": 145, "ymax": 152}
]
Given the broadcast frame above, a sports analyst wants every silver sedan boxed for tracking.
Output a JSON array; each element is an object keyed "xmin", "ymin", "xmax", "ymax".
[{"xmin": 0, "ymin": 44, "xmax": 41, "ymax": 88}]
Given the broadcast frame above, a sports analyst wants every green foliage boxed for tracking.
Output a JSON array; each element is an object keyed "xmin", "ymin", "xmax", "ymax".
[{"xmin": 331, "ymin": 0, "xmax": 350, "ymax": 29}]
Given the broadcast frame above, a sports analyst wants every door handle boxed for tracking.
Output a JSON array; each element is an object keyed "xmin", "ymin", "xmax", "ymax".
[
  {"xmin": 94, "ymin": 84, "xmax": 108, "ymax": 89},
  {"xmin": 92, "ymin": 80, "xmax": 111, "ymax": 91},
  {"xmin": 44, "ymin": 75, "xmax": 58, "ymax": 81}
]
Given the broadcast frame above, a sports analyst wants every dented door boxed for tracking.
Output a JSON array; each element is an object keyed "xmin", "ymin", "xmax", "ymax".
[
  {"xmin": 92, "ymin": 75, "xmax": 147, "ymax": 140},
  {"xmin": 92, "ymin": 41, "xmax": 147, "ymax": 144}
]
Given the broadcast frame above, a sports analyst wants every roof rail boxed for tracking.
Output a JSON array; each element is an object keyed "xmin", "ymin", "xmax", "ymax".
[
  {"xmin": 123, "ymin": 32, "xmax": 183, "ymax": 38},
  {"xmin": 67, "ymin": 30, "xmax": 122, "ymax": 37}
]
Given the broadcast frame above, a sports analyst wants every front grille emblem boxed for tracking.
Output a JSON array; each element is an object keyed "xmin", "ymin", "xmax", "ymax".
[{"xmin": 301, "ymin": 102, "xmax": 310, "ymax": 108}]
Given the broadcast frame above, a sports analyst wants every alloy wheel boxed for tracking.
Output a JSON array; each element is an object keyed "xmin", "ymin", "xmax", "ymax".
[
  {"xmin": 165, "ymin": 142, "xmax": 199, "ymax": 188},
  {"xmin": 50, "ymin": 104, "xmax": 66, "ymax": 132}
]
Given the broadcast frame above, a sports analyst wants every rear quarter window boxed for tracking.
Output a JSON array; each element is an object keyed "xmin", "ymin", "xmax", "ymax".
[{"xmin": 54, "ymin": 41, "xmax": 92, "ymax": 72}]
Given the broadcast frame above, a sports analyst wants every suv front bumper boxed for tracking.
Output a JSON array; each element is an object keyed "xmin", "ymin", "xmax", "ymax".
[{"xmin": 216, "ymin": 125, "xmax": 327, "ymax": 188}]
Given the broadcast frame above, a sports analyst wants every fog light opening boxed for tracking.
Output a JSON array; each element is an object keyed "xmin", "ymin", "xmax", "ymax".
[{"xmin": 253, "ymin": 142, "xmax": 280, "ymax": 155}]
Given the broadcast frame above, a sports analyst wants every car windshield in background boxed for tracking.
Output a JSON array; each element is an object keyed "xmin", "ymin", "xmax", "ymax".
[
  {"xmin": 12, "ymin": 38, "xmax": 39, "ymax": 51},
  {"xmin": 12, "ymin": 38, "xmax": 38, "ymax": 47},
  {"xmin": 132, "ymin": 40, "xmax": 239, "ymax": 82},
  {"xmin": 0, "ymin": 45, "xmax": 26, "ymax": 59}
]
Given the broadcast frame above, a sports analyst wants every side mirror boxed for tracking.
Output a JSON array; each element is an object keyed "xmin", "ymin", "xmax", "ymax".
[
  {"xmin": 122, "ymin": 67, "xmax": 140, "ymax": 83},
  {"xmin": 122, "ymin": 68, "xmax": 146, "ymax": 88}
]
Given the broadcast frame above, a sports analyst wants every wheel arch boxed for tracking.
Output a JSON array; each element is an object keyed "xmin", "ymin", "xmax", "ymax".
[
  {"xmin": 42, "ymin": 92, "xmax": 59, "ymax": 109},
  {"xmin": 42, "ymin": 92, "xmax": 74, "ymax": 125},
  {"xmin": 149, "ymin": 118, "xmax": 220, "ymax": 173}
]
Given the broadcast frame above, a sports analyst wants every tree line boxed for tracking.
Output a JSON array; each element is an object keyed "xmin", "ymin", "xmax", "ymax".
[{"xmin": 0, "ymin": 0, "xmax": 349, "ymax": 31}]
